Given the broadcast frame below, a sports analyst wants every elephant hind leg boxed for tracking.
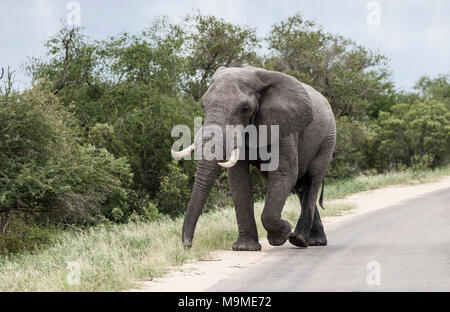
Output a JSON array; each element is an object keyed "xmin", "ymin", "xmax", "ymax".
[
  {"xmin": 289, "ymin": 175, "xmax": 316, "ymax": 247},
  {"xmin": 293, "ymin": 182, "xmax": 327, "ymax": 246},
  {"xmin": 289, "ymin": 147, "xmax": 332, "ymax": 247},
  {"xmin": 308, "ymin": 207, "xmax": 327, "ymax": 246}
]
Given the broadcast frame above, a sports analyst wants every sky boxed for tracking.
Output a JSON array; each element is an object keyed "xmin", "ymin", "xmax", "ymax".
[{"xmin": 0, "ymin": 0, "xmax": 449, "ymax": 91}]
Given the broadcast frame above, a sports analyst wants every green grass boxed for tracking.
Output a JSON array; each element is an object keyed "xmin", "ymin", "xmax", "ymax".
[
  {"xmin": 0, "ymin": 167, "xmax": 448, "ymax": 291},
  {"xmin": 324, "ymin": 166, "xmax": 450, "ymax": 200}
]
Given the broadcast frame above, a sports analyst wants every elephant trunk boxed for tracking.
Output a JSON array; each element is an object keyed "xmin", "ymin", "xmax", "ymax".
[
  {"xmin": 182, "ymin": 158, "xmax": 220, "ymax": 248},
  {"xmin": 182, "ymin": 112, "xmax": 239, "ymax": 248}
]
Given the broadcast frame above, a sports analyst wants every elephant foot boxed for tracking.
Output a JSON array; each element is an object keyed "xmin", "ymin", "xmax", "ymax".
[
  {"xmin": 267, "ymin": 220, "xmax": 292, "ymax": 246},
  {"xmin": 288, "ymin": 230, "xmax": 309, "ymax": 248},
  {"xmin": 183, "ymin": 239, "xmax": 192, "ymax": 250},
  {"xmin": 308, "ymin": 234, "xmax": 327, "ymax": 246},
  {"xmin": 232, "ymin": 237, "xmax": 262, "ymax": 251}
]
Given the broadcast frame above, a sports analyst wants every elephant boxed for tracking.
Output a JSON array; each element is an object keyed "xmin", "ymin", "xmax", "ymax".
[{"xmin": 172, "ymin": 66, "xmax": 336, "ymax": 251}]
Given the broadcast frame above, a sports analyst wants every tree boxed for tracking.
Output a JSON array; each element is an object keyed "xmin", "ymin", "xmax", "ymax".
[
  {"xmin": 265, "ymin": 13, "xmax": 395, "ymax": 120},
  {"xmin": 180, "ymin": 13, "xmax": 261, "ymax": 101},
  {"xmin": 0, "ymin": 67, "xmax": 15, "ymax": 97},
  {"xmin": 370, "ymin": 100, "xmax": 450, "ymax": 170},
  {"xmin": 405, "ymin": 100, "xmax": 450, "ymax": 165},
  {"xmin": 328, "ymin": 117, "xmax": 371, "ymax": 178},
  {"xmin": 0, "ymin": 83, "xmax": 135, "ymax": 227},
  {"xmin": 414, "ymin": 75, "xmax": 450, "ymax": 108},
  {"xmin": 369, "ymin": 104, "xmax": 410, "ymax": 170},
  {"xmin": 26, "ymin": 27, "xmax": 96, "ymax": 96}
]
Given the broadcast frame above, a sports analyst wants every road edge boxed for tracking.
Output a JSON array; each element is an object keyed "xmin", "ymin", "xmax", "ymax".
[{"xmin": 126, "ymin": 175, "xmax": 450, "ymax": 292}]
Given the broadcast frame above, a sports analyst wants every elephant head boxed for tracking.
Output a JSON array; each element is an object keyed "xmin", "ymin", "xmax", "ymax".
[{"xmin": 174, "ymin": 66, "xmax": 313, "ymax": 248}]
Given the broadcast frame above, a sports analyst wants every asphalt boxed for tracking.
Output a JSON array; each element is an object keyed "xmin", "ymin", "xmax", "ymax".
[{"xmin": 208, "ymin": 188, "xmax": 450, "ymax": 291}]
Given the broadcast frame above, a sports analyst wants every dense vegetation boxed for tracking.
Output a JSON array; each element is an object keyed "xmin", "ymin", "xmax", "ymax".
[{"xmin": 1, "ymin": 13, "xmax": 449, "ymax": 254}]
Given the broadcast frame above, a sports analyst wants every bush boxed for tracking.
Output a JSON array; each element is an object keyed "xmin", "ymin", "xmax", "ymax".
[
  {"xmin": 0, "ymin": 212, "xmax": 61, "ymax": 255},
  {"xmin": 206, "ymin": 170, "xmax": 233, "ymax": 211},
  {"xmin": 410, "ymin": 153, "xmax": 434, "ymax": 173},
  {"xmin": 370, "ymin": 100, "xmax": 450, "ymax": 170},
  {"xmin": 88, "ymin": 123, "xmax": 115, "ymax": 149},
  {"xmin": 156, "ymin": 161, "xmax": 192, "ymax": 215},
  {"xmin": 0, "ymin": 84, "xmax": 137, "ymax": 238},
  {"xmin": 101, "ymin": 94, "xmax": 202, "ymax": 198},
  {"xmin": 156, "ymin": 162, "xmax": 234, "ymax": 216},
  {"xmin": 328, "ymin": 117, "xmax": 371, "ymax": 178}
]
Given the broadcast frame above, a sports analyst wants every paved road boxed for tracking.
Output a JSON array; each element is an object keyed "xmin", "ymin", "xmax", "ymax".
[{"xmin": 208, "ymin": 188, "xmax": 450, "ymax": 291}]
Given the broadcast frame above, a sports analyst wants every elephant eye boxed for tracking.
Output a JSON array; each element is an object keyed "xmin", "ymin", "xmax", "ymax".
[{"xmin": 241, "ymin": 105, "xmax": 249, "ymax": 113}]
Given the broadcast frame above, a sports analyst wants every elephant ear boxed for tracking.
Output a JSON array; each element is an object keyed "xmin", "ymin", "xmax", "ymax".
[{"xmin": 254, "ymin": 69, "xmax": 313, "ymax": 138}]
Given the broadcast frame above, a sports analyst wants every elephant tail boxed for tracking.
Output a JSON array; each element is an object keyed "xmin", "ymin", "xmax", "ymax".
[{"xmin": 319, "ymin": 179, "xmax": 325, "ymax": 209}]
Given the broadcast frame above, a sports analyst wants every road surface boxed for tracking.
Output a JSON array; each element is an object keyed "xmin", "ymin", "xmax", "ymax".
[{"xmin": 208, "ymin": 188, "xmax": 450, "ymax": 291}]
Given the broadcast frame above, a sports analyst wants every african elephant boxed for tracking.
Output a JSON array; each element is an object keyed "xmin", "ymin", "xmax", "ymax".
[{"xmin": 172, "ymin": 66, "xmax": 336, "ymax": 251}]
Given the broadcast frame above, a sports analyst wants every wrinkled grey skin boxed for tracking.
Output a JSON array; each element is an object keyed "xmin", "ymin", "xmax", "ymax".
[{"xmin": 182, "ymin": 66, "xmax": 336, "ymax": 251}]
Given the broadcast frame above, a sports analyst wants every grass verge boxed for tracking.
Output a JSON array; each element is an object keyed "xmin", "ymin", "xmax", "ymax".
[{"xmin": 0, "ymin": 167, "xmax": 449, "ymax": 291}]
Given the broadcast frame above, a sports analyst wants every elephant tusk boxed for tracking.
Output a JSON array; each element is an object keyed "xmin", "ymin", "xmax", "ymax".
[
  {"xmin": 171, "ymin": 143, "xmax": 195, "ymax": 159},
  {"xmin": 218, "ymin": 148, "xmax": 240, "ymax": 168},
  {"xmin": 171, "ymin": 127, "xmax": 203, "ymax": 159}
]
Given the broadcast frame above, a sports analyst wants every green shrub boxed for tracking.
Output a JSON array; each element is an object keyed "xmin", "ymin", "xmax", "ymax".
[
  {"xmin": 0, "ymin": 84, "xmax": 138, "ymax": 253},
  {"xmin": 328, "ymin": 117, "xmax": 371, "ymax": 178},
  {"xmin": 0, "ymin": 212, "xmax": 61, "ymax": 255},
  {"xmin": 250, "ymin": 166, "xmax": 266, "ymax": 200},
  {"xmin": 370, "ymin": 100, "xmax": 450, "ymax": 170},
  {"xmin": 206, "ymin": 170, "xmax": 233, "ymax": 212},
  {"xmin": 410, "ymin": 153, "xmax": 434, "ymax": 173},
  {"xmin": 141, "ymin": 201, "xmax": 162, "ymax": 221},
  {"xmin": 156, "ymin": 161, "xmax": 192, "ymax": 215},
  {"xmin": 88, "ymin": 123, "xmax": 115, "ymax": 149},
  {"xmin": 156, "ymin": 162, "xmax": 234, "ymax": 216}
]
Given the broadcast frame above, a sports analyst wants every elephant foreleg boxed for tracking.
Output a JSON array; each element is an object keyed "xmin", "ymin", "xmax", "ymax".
[
  {"xmin": 262, "ymin": 172, "xmax": 297, "ymax": 246},
  {"xmin": 227, "ymin": 161, "xmax": 261, "ymax": 251},
  {"xmin": 261, "ymin": 136, "xmax": 299, "ymax": 246}
]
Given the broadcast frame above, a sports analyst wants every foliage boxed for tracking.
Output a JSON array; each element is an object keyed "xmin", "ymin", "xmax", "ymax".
[
  {"xmin": 328, "ymin": 117, "xmax": 371, "ymax": 178},
  {"xmin": 265, "ymin": 13, "xmax": 396, "ymax": 120},
  {"xmin": 414, "ymin": 75, "xmax": 450, "ymax": 107},
  {"xmin": 0, "ymin": 212, "xmax": 61, "ymax": 255},
  {"xmin": 156, "ymin": 161, "xmax": 192, "ymax": 215},
  {"xmin": 0, "ymin": 83, "xmax": 151, "ymax": 253},
  {"xmin": 370, "ymin": 100, "xmax": 450, "ymax": 170},
  {"xmin": 180, "ymin": 13, "xmax": 260, "ymax": 101},
  {"xmin": 1, "ymin": 12, "xmax": 449, "ymax": 255},
  {"xmin": 1, "ymin": 85, "xmax": 117, "ymax": 220},
  {"xmin": 410, "ymin": 153, "xmax": 434, "ymax": 173},
  {"xmin": 206, "ymin": 170, "xmax": 234, "ymax": 211},
  {"xmin": 107, "ymin": 94, "xmax": 201, "ymax": 195}
]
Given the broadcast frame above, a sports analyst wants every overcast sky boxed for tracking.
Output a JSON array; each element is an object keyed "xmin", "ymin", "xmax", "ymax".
[{"xmin": 1, "ymin": 0, "xmax": 449, "ymax": 90}]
